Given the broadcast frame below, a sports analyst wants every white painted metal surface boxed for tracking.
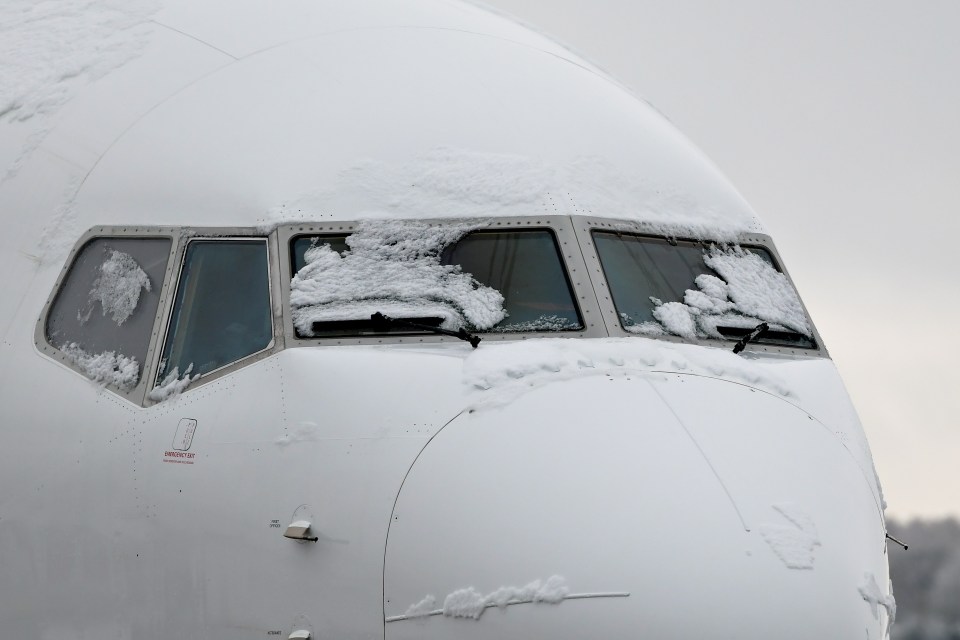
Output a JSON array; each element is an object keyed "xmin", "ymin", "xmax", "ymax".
[{"xmin": 0, "ymin": 1, "xmax": 891, "ymax": 638}]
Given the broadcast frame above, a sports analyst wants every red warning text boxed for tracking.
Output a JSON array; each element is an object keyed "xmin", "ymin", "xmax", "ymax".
[{"xmin": 163, "ymin": 450, "xmax": 196, "ymax": 464}]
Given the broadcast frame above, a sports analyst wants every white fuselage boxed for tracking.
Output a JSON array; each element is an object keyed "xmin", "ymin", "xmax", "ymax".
[{"xmin": 0, "ymin": 1, "xmax": 892, "ymax": 638}]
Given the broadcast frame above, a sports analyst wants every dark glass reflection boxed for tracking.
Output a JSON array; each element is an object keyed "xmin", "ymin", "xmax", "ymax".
[
  {"xmin": 441, "ymin": 230, "xmax": 582, "ymax": 332},
  {"xmin": 593, "ymin": 233, "xmax": 718, "ymax": 327},
  {"xmin": 160, "ymin": 240, "xmax": 272, "ymax": 379}
]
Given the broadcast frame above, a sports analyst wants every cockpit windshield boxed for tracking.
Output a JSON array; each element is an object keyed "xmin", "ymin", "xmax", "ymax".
[
  {"xmin": 441, "ymin": 231, "xmax": 581, "ymax": 332},
  {"xmin": 289, "ymin": 222, "xmax": 582, "ymax": 338},
  {"xmin": 592, "ymin": 232, "xmax": 815, "ymax": 348}
]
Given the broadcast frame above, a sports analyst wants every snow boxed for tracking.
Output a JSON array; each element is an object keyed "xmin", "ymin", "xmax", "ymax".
[
  {"xmin": 394, "ymin": 576, "xmax": 572, "ymax": 622},
  {"xmin": 463, "ymin": 337, "xmax": 794, "ymax": 409},
  {"xmin": 387, "ymin": 577, "xmax": 631, "ymax": 623},
  {"xmin": 704, "ymin": 247, "xmax": 810, "ymax": 335},
  {"xmin": 693, "ymin": 273, "xmax": 729, "ymax": 301},
  {"xmin": 148, "ymin": 365, "xmax": 198, "ymax": 402},
  {"xmin": 859, "ymin": 572, "xmax": 897, "ymax": 638},
  {"xmin": 60, "ymin": 342, "xmax": 139, "ymax": 391},
  {"xmin": 651, "ymin": 302, "xmax": 698, "ymax": 340},
  {"xmin": 758, "ymin": 503, "xmax": 821, "ymax": 570},
  {"xmin": 259, "ymin": 147, "xmax": 763, "ymax": 241},
  {"xmin": 530, "ymin": 575, "xmax": 569, "ymax": 603},
  {"xmin": 0, "ymin": 0, "xmax": 159, "ymax": 177},
  {"xmin": 491, "ymin": 315, "xmax": 581, "ymax": 332},
  {"xmin": 875, "ymin": 466, "xmax": 888, "ymax": 512},
  {"xmin": 402, "ymin": 594, "xmax": 437, "ymax": 619},
  {"xmin": 443, "ymin": 587, "xmax": 489, "ymax": 620},
  {"xmin": 290, "ymin": 219, "xmax": 505, "ymax": 334},
  {"xmin": 642, "ymin": 246, "xmax": 811, "ymax": 341},
  {"xmin": 86, "ymin": 249, "xmax": 152, "ymax": 325}
]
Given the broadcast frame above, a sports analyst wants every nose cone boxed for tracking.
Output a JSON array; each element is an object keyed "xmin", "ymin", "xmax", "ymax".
[{"xmin": 383, "ymin": 374, "xmax": 889, "ymax": 639}]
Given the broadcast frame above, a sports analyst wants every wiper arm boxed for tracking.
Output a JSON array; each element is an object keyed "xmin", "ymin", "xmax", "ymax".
[
  {"xmin": 371, "ymin": 312, "xmax": 481, "ymax": 348},
  {"xmin": 732, "ymin": 322, "xmax": 769, "ymax": 354}
]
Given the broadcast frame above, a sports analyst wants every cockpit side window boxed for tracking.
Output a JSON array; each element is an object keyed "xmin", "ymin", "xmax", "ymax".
[
  {"xmin": 45, "ymin": 237, "xmax": 171, "ymax": 391},
  {"xmin": 157, "ymin": 239, "xmax": 272, "ymax": 382},
  {"xmin": 592, "ymin": 231, "xmax": 815, "ymax": 348}
]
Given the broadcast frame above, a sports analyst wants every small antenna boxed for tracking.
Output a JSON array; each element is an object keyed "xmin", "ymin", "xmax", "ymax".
[{"xmin": 885, "ymin": 532, "xmax": 908, "ymax": 550}]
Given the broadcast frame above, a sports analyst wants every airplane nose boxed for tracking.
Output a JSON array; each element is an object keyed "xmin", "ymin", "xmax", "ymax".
[{"xmin": 383, "ymin": 373, "xmax": 890, "ymax": 639}]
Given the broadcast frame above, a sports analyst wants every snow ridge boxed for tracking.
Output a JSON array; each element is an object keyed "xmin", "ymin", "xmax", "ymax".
[
  {"xmin": 442, "ymin": 575, "xmax": 569, "ymax": 619},
  {"xmin": 60, "ymin": 342, "xmax": 139, "ymax": 391},
  {"xmin": 259, "ymin": 147, "xmax": 763, "ymax": 240},
  {"xmin": 390, "ymin": 576, "xmax": 584, "ymax": 622},
  {"xmin": 463, "ymin": 337, "xmax": 794, "ymax": 409}
]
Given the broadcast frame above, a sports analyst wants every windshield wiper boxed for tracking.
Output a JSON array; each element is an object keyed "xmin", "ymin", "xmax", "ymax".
[
  {"xmin": 732, "ymin": 322, "xmax": 769, "ymax": 354},
  {"xmin": 371, "ymin": 312, "xmax": 481, "ymax": 348}
]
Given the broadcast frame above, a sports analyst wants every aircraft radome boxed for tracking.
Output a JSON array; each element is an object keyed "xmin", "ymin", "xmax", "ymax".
[{"xmin": 0, "ymin": 1, "xmax": 895, "ymax": 638}]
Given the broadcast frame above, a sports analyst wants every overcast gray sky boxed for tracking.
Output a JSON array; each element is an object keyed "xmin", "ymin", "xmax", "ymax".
[{"xmin": 484, "ymin": 0, "xmax": 960, "ymax": 520}]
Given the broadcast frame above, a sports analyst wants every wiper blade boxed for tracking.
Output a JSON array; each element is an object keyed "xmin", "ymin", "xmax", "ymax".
[
  {"xmin": 718, "ymin": 323, "xmax": 814, "ymax": 350},
  {"xmin": 732, "ymin": 322, "xmax": 769, "ymax": 354},
  {"xmin": 371, "ymin": 312, "xmax": 481, "ymax": 348}
]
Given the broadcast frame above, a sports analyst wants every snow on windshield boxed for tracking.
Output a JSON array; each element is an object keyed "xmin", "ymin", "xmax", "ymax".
[
  {"xmin": 148, "ymin": 364, "xmax": 198, "ymax": 402},
  {"xmin": 60, "ymin": 341, "xmax": 139, "ymax": 391},
  {"xmin": 490, "ymin": 315, "xmax": 581, "ymax": 333},
  {"xmin": 290, "ymin": 219, "xmax": 506, "ymax": 335},
  {"xmin": 629, "ymin": 246, "xmax": 811, "ymax": 340},
  {"xmin": 85, "ymin": 249, "xmax": 152, "ymax": 325}
]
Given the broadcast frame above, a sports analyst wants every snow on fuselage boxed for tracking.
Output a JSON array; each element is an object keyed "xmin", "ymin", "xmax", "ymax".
[{"xmin": 0, "ymin": 1, "xmax": 892, "ymax": 638}]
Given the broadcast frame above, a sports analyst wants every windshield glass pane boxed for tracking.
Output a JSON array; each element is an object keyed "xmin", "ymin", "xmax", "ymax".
[
  {"xmin": 592, "ymin": 232, "xmax": 815, "ymax": 348},
  {"xmin": 46, "ymin": 237, "xmax": 171, "ymax": 391},
  {"xmin": 289, "ymin": 224, "xmax": 582, "ymax": 337},
  {"xmin": 441, "ymin": 230, "xmax": 582, "ymax": 332},
  {"xmin": 159, "ymin": 240, "xmax": 272, "ymax": 381}
]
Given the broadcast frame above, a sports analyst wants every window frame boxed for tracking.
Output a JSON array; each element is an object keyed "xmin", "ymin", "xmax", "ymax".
[
  {"xmin": 35, "ymin": 225, "xmax": 180, "ymax": 405},
  {"xmin": 570, "ymin": 215, "xmax": 828, "ymax": 357},
  {"xmin": 36, "ymin": 217, "xmax": 826, "ymax": 407},
  {"xmin": 37, "ymin": 226, "xmax": 284, "ymax": 407},
  {"xmin": 276, "ymin": 217, "xmax": 607, "ymax": 347},
  {"xmin": 146, "ymin": 233, "xmax": 281, "ymax": 404}
]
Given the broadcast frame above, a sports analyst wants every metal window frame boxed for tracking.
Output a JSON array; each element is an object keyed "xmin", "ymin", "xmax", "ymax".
[
  {"xmin": 37, "ymin": 227, "xmax": 284, "ymax": 407},
  {"xmin": 276, "ymin": 216, "xmax": 608, "ymax": 348},
  {"xmin": 570, "ymin": 215, "xmax": 829, "ymax": 358},
  {"xmin": 37, "ymin": 216, "xmax": 828, "ymax": 408}
]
